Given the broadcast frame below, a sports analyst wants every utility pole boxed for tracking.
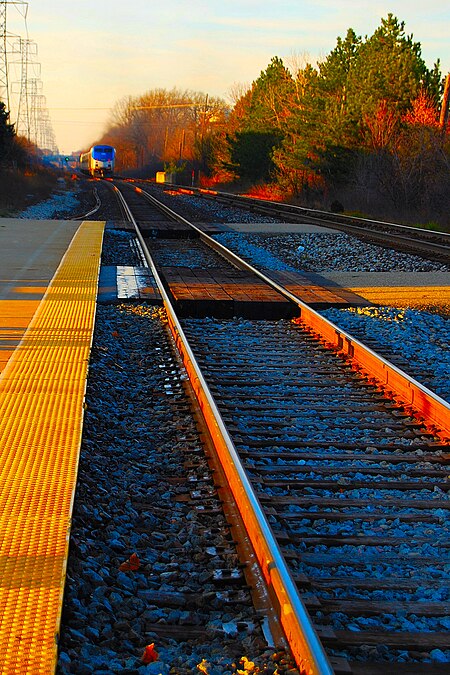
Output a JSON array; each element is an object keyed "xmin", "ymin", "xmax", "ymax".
[
  {"xmin": 178, "ymin": 128, "xmax": 185, "ymax": 161},
  {"xmin": 198, "ymin": 93, "xmax": 209, "ymax": 184}
]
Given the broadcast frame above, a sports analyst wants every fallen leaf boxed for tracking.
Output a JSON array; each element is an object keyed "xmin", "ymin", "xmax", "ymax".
[
  {"xmin": 119, "ymin": 552, "xmax": 141, "ymax": 571},
  {"xmin": 197, "ymin": 659, "xmax": 210, "ymax": 674},
  {"xmin": 142, "ymin": 643, "xmax": 159, "ymax": 664},
  {"xmin": 239, "ymin": 656, "xmax": 256, "ymax": 673}
]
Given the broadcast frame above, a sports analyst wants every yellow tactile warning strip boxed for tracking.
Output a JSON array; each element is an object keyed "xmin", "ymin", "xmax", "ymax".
[
  {"xmin": 0, "ymin": 221, "xmax": 104, "ymax": 674},
  {"xmin": 0, "ymin": 300, "xmax": 43, "ymax": 374},
  {"xmin": 349, "ymin": 285, "xmax": 450, "ymax": 307}
]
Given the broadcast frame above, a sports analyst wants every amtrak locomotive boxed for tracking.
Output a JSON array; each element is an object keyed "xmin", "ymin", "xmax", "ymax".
[{"xmin": 80, "ymin": 145, "xmax": 116, "ymax": 177}]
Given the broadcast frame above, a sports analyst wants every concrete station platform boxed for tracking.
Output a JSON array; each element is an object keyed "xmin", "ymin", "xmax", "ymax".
[
  {"xmin": 0, "ymin": 219, "xmax": 82, "ymax": 374},
  {"xmin": 0, "ymin": 218, "xmax": 103, "ymax": 672}
]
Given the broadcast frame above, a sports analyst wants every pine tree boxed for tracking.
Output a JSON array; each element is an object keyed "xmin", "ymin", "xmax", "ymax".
[
  {"xmin": 0, "ymin": 101, "xmax": 15, "ymax": 164},
  {"xmin": 346, "ymin": 14, "xmax": 441, "ymax": 142},
  {"xmin": 225, "ymin": 57, "xmax": 294, "ymax": 179},
  {"xmin": 247, "ymin": 56, "xmax": 296, "ymax": 132},
  {"xmin": 273, "ymin": 15, "xmax": 443, "ymax": 193}
]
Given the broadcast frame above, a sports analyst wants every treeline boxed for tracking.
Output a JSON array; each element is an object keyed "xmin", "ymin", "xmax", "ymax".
[
  {"xmin": 0, "ymin": 101, "xmax": 29, "ymax": 168},
  {"xmin": 0, "ymin": 100, "xmax": 55, "ymax": 171},
  {"xmin": 97, "ymin": 15, "xmax": 449, "ymax": 224},
  {"xmin": 0, "ymin": 101, "xmax": 60, "ymax": 212},
  {"xmin": 99, "ymin": 89, "xmax": 230, "ymax": 183}
]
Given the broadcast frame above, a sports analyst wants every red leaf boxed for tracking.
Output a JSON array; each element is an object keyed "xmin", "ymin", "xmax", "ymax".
[
  {"xmin": 142, "ymin": 643, "xmax": 159, "ymax": 664},
  {"xmin": 119, "ymin": 552, "xmax": 141, "ymax": 571}
]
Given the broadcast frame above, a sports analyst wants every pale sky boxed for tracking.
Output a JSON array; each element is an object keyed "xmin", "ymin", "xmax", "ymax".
[{"xmin": 5, "ymin": 0, "xmax": 450, "ymax": 153}]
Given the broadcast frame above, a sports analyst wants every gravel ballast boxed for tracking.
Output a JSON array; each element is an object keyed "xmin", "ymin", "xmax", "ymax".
[
  {"xmin": 15, "ymin": 185, "xmax": 449, "ymax": 402},
  {"xmin": 11, "ymin": 185, "xmax": 448, "ymax": 671},
  {"xmin": 56, "ymin": 230, "xmax": 297, "ymax": 675}
]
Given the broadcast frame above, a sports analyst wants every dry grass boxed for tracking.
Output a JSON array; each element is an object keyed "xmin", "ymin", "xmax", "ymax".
[
  {"xmin": 0, "ymin": 168, "xmax": 59, "ymax": 215},
  {"xmin": 242, "ymin": 183, "xmax": 286, "ymax": 202}
]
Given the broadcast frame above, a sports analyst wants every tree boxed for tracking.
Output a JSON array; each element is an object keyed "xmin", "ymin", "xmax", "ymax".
[
  {"xmin": 101, "ymin": 89, "xmax": 229, "ymax": 175},
  {"xmin": 387, "ymin": 91, "xmax": 449, "ymax": 214},
  {"xmin": 271, "ymin": 60, "xmax": 351, "ymax": 196},
  {"xmin": 0, "ymin": 101, "xmax": 16, "ymax": 165},
  {"xmin": 225, "ymin": 57, "xmax": 295, "ymax": 181},
  {"xmin": 347, "ymin": 15, "xmax": 441, "ymax": 140},
  {"xmin": 247, "ymin": 57, "xmax": 296, "ymax": 131},
  {"xmin": 270, "ymin": 15, "xmax": 445, "ymax": 206},
  {"xmin": 226, "ymin": 130, "xmax": 282, "ymax": 181}
]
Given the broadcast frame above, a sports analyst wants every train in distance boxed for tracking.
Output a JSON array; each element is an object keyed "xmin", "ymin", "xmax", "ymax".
[{"xmin": 79, "ymin": 145, "xmax": 116, "ymax": 177}]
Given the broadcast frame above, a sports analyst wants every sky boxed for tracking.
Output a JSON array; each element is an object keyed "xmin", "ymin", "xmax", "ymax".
[{"xmin": 5, "ymin": 0, "xmax": 450, "ymax": 154}]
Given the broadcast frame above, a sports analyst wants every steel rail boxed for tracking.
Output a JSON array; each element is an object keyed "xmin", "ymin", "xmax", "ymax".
[
  {"xmin": 170, "ymin": 185, "xmax": 450, "ymax": 260},
  {"xmin": 193, "ymin": 186, "xmax": 450, "ymax": 243},
  {"xmin": 111, "ymin": 183, "xmax": 335, "ymax": 675},
  {"xmin": 72, "ymin": 186, "xmax": 102, "ymax": 220},
  {"xmin": 127, "ymin": 182, "xmax": 450, "ymax": 440}
]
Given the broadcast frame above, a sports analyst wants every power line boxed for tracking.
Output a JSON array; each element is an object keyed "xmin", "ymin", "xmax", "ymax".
[
  {"xmin": 0, "ymin": 0, "xmax": 58, "ymax": 152},
  {"xmin": 48, "ymin": 106, "xmax": 113, "ymax": 110}
]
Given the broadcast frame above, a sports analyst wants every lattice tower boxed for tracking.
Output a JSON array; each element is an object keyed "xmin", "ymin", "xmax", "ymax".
[
  {"xmin": 0, "ymin": 1, "xmax": 10, "ymax": 109},
  {"xmin": 1, "ymin": 2, "xmax": 58, "ymax": 152},
  {"xmin": 14, "ymin": 36, "xmax": 38, "ymax": 140},
  {"xmin": 0, "ymin": 2, "xmax": 28, "ymax": 113}
]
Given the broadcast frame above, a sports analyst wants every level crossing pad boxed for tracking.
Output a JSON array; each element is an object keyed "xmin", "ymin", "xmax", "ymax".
[{"xmin": 0, "ymin": 221, "xmax": 104, "ymax": 673}]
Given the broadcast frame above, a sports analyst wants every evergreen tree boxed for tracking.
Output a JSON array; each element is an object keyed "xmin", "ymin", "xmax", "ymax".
[
  {"xmin": 246, "ymin": 56, "xmax": 296, "ymax": 132},
  {"xmin": 0, "ymin": 101, "xmax": 15, "ymax": 164},
  {"xmin": 347, "ymin": 14, "xmax": 441, "ymax": 141},
  {"xmin": 226, "ymin": 130, "xmax": 282, "ymax": 181},
  {"xmin": 273, "ymin": 15, "xmax": 443, "ymax": 193},
  {"xmin": 272, "ymin": 64, "xmax": 326, "ymax": 193},
  {"xmin": 224, "ymin": 57, "xmax": 295, "ymax": 179}
]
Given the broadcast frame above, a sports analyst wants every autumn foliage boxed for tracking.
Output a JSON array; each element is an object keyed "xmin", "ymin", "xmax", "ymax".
[{"xmin": 96, "ymin": 14, "xmax": 449, "ymax": 226}]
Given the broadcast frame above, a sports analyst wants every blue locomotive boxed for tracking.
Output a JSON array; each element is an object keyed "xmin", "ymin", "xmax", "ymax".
[{"xmin": 80, "ymin": 145, "xmax": 116, "ymax": 177}]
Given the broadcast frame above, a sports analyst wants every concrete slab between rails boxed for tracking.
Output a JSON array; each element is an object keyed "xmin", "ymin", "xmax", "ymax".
[
  {"xmin": 98, "ymin": 265, "xmax": 162, "ymax": 304},
  {"xmin": 262, "ymin": 269, "xmax": 370, "ymax": 309},
  {"xmin": 0, "ymin": 218, "xmax": 83, "ymax": 374},
  {"xmin": 318, "ymin": 271, "xmax": 450, "ymax": 308}
]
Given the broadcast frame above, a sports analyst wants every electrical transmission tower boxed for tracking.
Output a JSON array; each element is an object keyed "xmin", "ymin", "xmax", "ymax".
[
  {"xmin": 0, "ymin": 0, "xmax": 58, "ymax": 153},
  {"xmin": 0, "ymin": 1, "xmax": 11, "ymax": 109},
  {"xmin": 13, "ymin": 36, "xmax": 36, "ymax": 139},
  {"xmin": 0, "ymin": 1, "xmax": 27, "ymax": 109}
]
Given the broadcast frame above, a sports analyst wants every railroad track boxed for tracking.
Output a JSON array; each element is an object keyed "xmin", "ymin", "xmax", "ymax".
[
  {"xmin": 180, "ymin": 317, "xmax": 449, "ymax": 673},
  {"xmin": 94, "ymin": 181, "xmax": 449, "ymax": 673},
  {"xmin": 162, "ymin": 184, "xmax": 450, "ymax": 265}
]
